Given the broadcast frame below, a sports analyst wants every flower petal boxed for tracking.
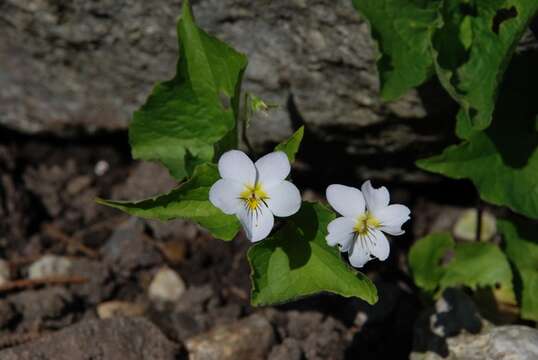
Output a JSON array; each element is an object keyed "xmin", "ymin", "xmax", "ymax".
[
  {"xmin": 327, "ymin": 216, "xmax": 356, "ymax": 236},
  {"xmin": 237, "ymin": 204, "xmax": 275, "ymax": 242},
  {"xmin": 265, "ymin": 180, "xmax": 301, "ymax": 217},
  {"xmin": 209, "ymin": 179, "xmax": 243, "ymax": 215},
  {"xmin": 361, "ymin": 180, "xmax": 389, "ymax": 213},
  {"xmin": 348, "ymin": 238, "xmax": 370, "ymax": 268},
  {"xmin": 326, "ymin": 217, "xmax": 356, "ymax": 252},
  {"xmin": 255, "ymin": 151, "xmax": 290, "ymax": 188},
  {"xmin": 375, "ymin": 204, "xmax": 411, "ymax": 235},
  {"xmin": 369, "ymin": 229, "xmax": 390, "ymax": 261},
  {"xmin": 326, "ymin": 184, "xmax": 365, "ymax": 218},
  {"xmin": 218, "ymin": 150, "xmax": 256, "ymax": 184}
]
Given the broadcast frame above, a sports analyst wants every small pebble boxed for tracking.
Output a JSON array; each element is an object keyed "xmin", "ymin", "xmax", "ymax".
[
  {"xmin": 28, "ymin": 255, "xmax": 72, "ymax": 279},
  {"xmin": 94, "ymin": 160, "xmax": 110, "ymax": 176},
  {"xmin": 148, "ymin": 267, "xmax": 186, "ymax": 303},
  {"xmin": 97, "ymin": 301, "xmax": 146, "ymax": 319},
  {"xmin": 453, "ymin": 209, "xmax": 497, "ymax": 242}
]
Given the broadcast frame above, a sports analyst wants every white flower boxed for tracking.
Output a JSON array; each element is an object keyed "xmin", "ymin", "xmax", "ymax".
[
  {"xmin": 325, "ymin": 181, "xmax": 410, "ymax": 268},
  {"xmin": 209, "ymin": 150, "xmax": 302, "ymax": 242}
]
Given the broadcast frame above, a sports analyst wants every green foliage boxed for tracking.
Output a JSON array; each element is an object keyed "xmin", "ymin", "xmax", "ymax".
[
  {"xmin": 417, "ymin": 53, "xmax": 538, "ymax": 219},
  {"xmin": 354, "ymin": 0, "xmax": 538, "ymax": 319},
  {"xmin": 408, "ymin": 233, "xmax": 454, "ymax": 292},
  {"xmin": 274, "ymin": 126, "xmax": 304, "ymax": 162},
  {"xmin": 129, "ymin": 1, "xmax": 247, "ymax": 180},
  {"xmin": 353, "ymin": 0, "xmax": 538, "ymax": 132},
  {"xmin": 440, "ymin": 242, "xmax": 513, "ymax": 291},
  {"xmin": 432, "ymin": 0, "xmax": 538, "ymax": 131},
  {"xmin": 248, "ymin": 202, "xmax": 378, "ymax": 306},
  {"xmin": 499, "ymin": 219, "xmax": 538, "ymax": 321},
  {"xmin": 351, "ymin": 0, "xmax": 442, "ymax": 100},
  {"xmin": 409, "ymin": 233, "xmax": 513, "ymax": 294},
  {"xmin": 97, "ymin": 163, "xmax": 240, "ymax": 241}
]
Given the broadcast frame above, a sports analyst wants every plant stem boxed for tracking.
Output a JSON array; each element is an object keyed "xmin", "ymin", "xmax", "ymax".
[
  {"xmin": 0, "ymin": 276, "xmax": 88, "ymax": 293},
  {"xmin": 475, "ymin": 198, "xmax": 482, "ymax": 242},
  {"xmin": 241, "ymin": 93, "xmax": 255, "ymax": 156}
]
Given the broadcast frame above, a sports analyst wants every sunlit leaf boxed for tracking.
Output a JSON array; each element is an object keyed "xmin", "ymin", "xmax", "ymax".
[
  {"xmin": 274, "ymin": 126, "xmax": 304, "ymax": 162},
  {"xmin": 248, "ymin": 202, "xmax": 378, "ymax": 306},
  {"xmin": 440, "ymin": 242, "xmax": 513, "ymax": 291},
  {"xmin": 409, "ymin": 233, "xmax": 513, "ymax": 294},
  {"xmin": 352, "ymin": 0, "xmax": 442, "ymax": 100},
  {"xmin": 129, "ymin": 0, "xmax": 247, "ymax": 180},
  {"xmin": 97, "ymin": 163, "xmax": 240, "ymax": 241},
  {"xmin": 499, "ymin": 219, "xmax": 538, "ymax": 321},
  {"xmin": 409, "ymin": 232, "xmax": 454, "ymax": 292}
]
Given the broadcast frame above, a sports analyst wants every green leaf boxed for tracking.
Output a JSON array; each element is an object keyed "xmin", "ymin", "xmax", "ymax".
[
  {"xmin": 274, "ymin": 126, "xmax": 304, "ymax": 162},
  {"xmin": 440, "ymin": 242, "xmax": 513, "ymax": 291},
  {"xmin": 129, "ymin": 0, "xmax": 247, "ymax": 180},
  {"xmin": 432, "ymin": 0, "xmax": 538, "ymax": 131},
  {"xmin": 409, "ymin": 233, "xmax": 454, "ymax": 292},
  {"xmin": 417, "ymin": 52, "xmax": 538, "ymax": 219},
  {"xmin": 352, "ymin": 0, "xmax": 442, "ymax": 100},
  {"xmin": 409, "ymin": 233, "xmax": 513, "ymax": 294},
  {"xmin": 499, "ymin": 219, "xmax": 538, "ymax": 321},
  {"xmin": 96, "ymin": 163, "xmax": 240, "ymax": 241},
  {"xmin": 248, "ymin": 202, "xmax": 378, "ymax": 306}
]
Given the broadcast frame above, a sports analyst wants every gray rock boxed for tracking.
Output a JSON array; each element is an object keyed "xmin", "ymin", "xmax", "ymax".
[
  {"xmin": 0, "ymin": 0, "xmax": 458, "ymax": 182},
  {"xmin": 68, "ymin": 258, "xmax": 114, "ymax": 305},
  {"xmin": 185, "ymin": 314, "xmax": 274, "ymax": 360},
  {"xmin": 283, "ymin": 310, "xmax": 350, "ymax": 360},
  {"xmin": 0, "ymin": 317, "xmax": 179, "ymax": 360},
  {"xmin": 0, "ymin": 300, "xmax": 16, "ymax": 329},
  {"xmin": 410, "ymin": 288, "xmax": 538, "ymax": 360},
  {"xmin": 8, "ymin": 287, "xmax": 75, "ymax": 330},
  {"xmin": 101, "ymin": 217, "xmax": 162, "ymax": 277},
  {"xmin": 149, "ymin": 310, "xmax": 205, "ymax": 341},
  {"xmin": 111, "ymin": 161, "xmax": 177, "ymax": 201},
  {"xmin": 412, "ymin": 326, "xmax": 538, "ymax": 360},
  {"xmin": 269, "ymin": 338, "xmax": 303, "ymax": 360}
]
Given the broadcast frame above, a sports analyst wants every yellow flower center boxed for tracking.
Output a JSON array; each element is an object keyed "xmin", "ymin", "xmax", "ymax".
[
  {"xmin": 353, "ymin": 212, "xmax": 381, "ymax": 235},
  {"xmin": 239, "ymin": 183, "xmax": 269, "ymax": 212}
]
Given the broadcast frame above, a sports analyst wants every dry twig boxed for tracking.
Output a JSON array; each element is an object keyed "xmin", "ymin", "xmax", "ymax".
[
  {"xmin": 0, "ymin": 276, "xmax": 88, "ymax": 293},
  {"xmin": 42, "ymin": 223, "xmax": 99, "ymax": 258}
]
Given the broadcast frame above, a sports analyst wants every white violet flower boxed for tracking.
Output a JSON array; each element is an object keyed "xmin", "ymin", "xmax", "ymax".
[
  {"xmin": 325, "ymin": 181, "xmax": 410, "ymax": 268},
  {"xmin": 209, "ymin": 150, "xmax": 302, "ymax": 242}
]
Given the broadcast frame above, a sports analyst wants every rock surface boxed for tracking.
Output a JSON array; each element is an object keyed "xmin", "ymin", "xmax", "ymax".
[
  {"xmin": 0, "ymin": 0, "xmax": 457, "ymax": 182},
  {"xmin": 0, "ymin": 317, "xmax": 179, "ymax": 360},
  {"xmin": 185, "ymin": 314, "xmax": 275, "ymax": 360},
  {"xmin": 411, "ymin": 288, "xmax": 538, "ymax": 360},
  {"xmin": 412, "ymin": 326, "xmax": 538, "ymax": 360}
]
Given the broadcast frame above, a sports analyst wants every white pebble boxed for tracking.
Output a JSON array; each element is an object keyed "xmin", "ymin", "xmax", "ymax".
[
  {"xmin": 148, "ymin": 267, "xmax": 186, "ymax": 303},
  {"xmin": 28, "ymin": 255, "xmax": 72, "ymax": 279}
]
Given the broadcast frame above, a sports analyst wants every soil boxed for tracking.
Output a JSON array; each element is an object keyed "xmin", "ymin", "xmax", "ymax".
[{"xmin": 0, "ymin": 126, "xmax": 481, "ymax": 359}]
